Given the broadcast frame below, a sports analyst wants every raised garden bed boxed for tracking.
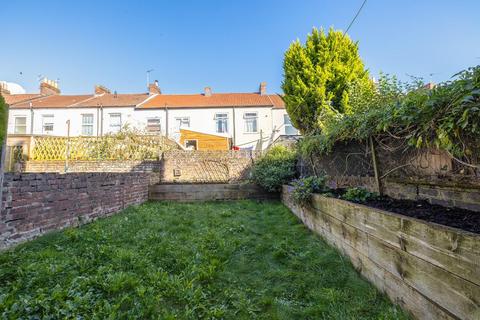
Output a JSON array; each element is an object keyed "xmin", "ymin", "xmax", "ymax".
[
  {"xmin": 282, "ymin": 185, "xmax": 480, "ymax": 320},
  {"xmin": 356, "ymin": 196, "xmax": 480, "ymax": 234},
  {"xmin": 329, "ymin": 189, "xmax": 480, "ymax": 234}
]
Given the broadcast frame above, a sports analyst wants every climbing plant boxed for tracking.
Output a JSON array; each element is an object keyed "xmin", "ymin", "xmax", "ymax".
[{"xmin": 296, "ymin": 66, "xmax": 480, "ymax": 169}]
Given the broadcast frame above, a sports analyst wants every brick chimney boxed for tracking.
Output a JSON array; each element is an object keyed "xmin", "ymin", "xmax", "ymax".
[
  {"xmin": 95, "ymin": 85, "xmax": 111, "ymax": 95},
  {"xmin": 204, "ymin": 87, "xmax": 212, "ymax": 97},
  {"xmin": 148, "ymin": 80, "xmax": 161, "ymax": 95},
  {"xmin": 259, "ymin": 82, "xmax": 266, "ymax": 95},
  {"xmin": 40, "ymin": 78, "xmax": 60, "ymax": 95}
]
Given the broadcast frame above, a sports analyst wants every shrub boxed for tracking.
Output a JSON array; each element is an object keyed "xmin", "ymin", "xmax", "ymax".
[
  {"xmin": 291, "ymin": 175, "xmax": 328, "ymax": 205},
  {"xmin": 341, "ymin": 187, "xmax": 377, "ymax": 203},
  {"xmin": 252, "ymin": 145, "xmax": 296, "ymax": 192}
]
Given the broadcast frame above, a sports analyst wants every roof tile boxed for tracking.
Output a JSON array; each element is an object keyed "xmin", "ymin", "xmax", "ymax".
[{"xmin": 138, "ymin": 93, "xmax": 285, "ymax": 109}]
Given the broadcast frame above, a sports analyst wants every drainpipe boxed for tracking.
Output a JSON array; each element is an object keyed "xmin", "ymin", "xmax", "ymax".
[
  {"xmin": 96, "ymin": 104, "xmax": 100, "ymax": 136},
  {"xmin": 100, "ymin": 104, "xmax": 104, "ymax": 136},
  {"xmin": 165, "ymin": 103, "xmax": 169, "ymax": 138},
  {"xmin": 232, "ymin": 107, "xmax": 236, "ymax": 148},
  {"xmin": 29, "ymin": 102, "xmax": 34, "ymax": 135}
]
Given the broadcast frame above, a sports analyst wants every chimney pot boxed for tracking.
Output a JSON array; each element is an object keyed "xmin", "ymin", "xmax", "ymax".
[
  {"xmin": 95, "ymin": 85, "xmax": 111, "ymax": 95},
  {"xmin": 204, "ymin": 87, "xmax": 212, "ymax": 97},
  {"xmin": 259, "ymin": 82, "xmax": 267, "ymax": 95},
  {"xmin": 40, "ymin": 77, "xmax": 60, "ymax": 95},
  {"xmin": 149, "ymin": 80, "xmax": 161, "ymax": 95}
]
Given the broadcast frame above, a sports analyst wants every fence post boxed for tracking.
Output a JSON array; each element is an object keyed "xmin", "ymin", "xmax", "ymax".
[
  {"xmin": 369, "ymin": 136, "xmax": 382, "ymax": 195},
  {"xmin": 65, "ymin": 120, "xmax": 70, "ymax": 173},
  {"xmin": 0, "ymin": 105, "xmax": 9, "ymax": 211}
]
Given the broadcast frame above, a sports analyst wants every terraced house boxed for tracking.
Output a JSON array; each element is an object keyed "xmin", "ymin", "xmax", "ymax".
[{"xmin": 3, "ymin": 78, "xmax": 298, "ymax": 150}]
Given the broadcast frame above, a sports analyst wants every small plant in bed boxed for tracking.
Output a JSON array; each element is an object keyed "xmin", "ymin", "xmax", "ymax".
[
  {"xmin": 341, "ymin": 187, "xmax": 378, "ymax": 203},
  {"xmin": 291, "ymin": 175, "xmax": 329, "ymax": 205}
]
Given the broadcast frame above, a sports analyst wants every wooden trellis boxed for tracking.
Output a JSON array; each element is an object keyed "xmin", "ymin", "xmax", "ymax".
[{"xmin": 32, "ymin": 134, "xmax": 179, "ymax": 161}]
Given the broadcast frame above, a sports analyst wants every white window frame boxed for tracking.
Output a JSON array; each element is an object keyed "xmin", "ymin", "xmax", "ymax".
[
  {"xmin": 214, "ymin": 113, "xmax": 228, "ymax": 133},
  {"xmin": 283, "ymin": 114, "xmax": 298, "ymax": 135},
  {"xmin": 244, "ymin": 112, "xmax": 258, "ymax": 133},
  {"xmin": 42, "ymin": 114, "xmax": 54, "ymax": 134},
  {"xmin": 146, "ymin": 117, "xmax": 161, "ymax": 133},
  {"xmin": 184, "ymin": 139, "xmax": 198, "ymax": 150},
  {"xmin": 14, "ymin": 116, "xmax": 27, "ymax": 134},
  {"xmin": 81, "ymin": 114, "xmax": 94, "ymax": 136},
  {"xmin": 109, "ymin": 113, "xmax": 122, "ymax": 133},
  {"xmin": 174, "ymin": 117, "xmax": 190, "ymax": 132}
]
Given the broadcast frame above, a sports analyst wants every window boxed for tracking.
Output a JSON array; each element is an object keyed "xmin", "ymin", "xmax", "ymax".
[
  {"xmin": 215, "ymin": 113, "xmax": 228, "ymax": 133},
  {"xmin": 82, "ymin": 114, "xmax": 94, "ymax": 136},
  {"xmin": 284, "ymin": 114, "xmax": 298, "ymax": 135},
  {"xmin": 147, "ymin": 118, "xmax": 161, "ymax": 133},
  {"xmin": 109, "ymin": 113, "xmax": 122, "ymax": 133},
  {"xmin": 244, "ymin": 112, "xmax": 258, "ymax": 133},
  {"xmin": 174, "ymin": 117, "xmax": 190, "ymax": 132},
  {"xmin": 42, "ymin": 114, "xmax": 54, "ymax": 134},
  {"xmin": 185, "ymin": 139, "xmax": 198, "ymax": 150},
  {"xmin": 14, "ymin": 116, "xmax": 27, "ymax": 134}
]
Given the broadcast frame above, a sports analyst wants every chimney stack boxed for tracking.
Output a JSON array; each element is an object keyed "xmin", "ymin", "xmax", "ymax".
[
  {"xmin": 148, "ymin": 80, "xmax": 161, "ymax": 95},
  {"xmin": 259, "ymin": 82, "xmax": 266, "ymax": 95},
  {"xmin": 204, "ymin": 87, "xmax": 212, "ymax": 97},
  {"xmin": 0, "ymin": 82, "xmax": 10, "ymax": 95},
  {"xmin": 95, "ymin": 85, "xmax": 111, "ymax": 95},
  {"xmin": 40, "ymin": 77, "xmax": 60, "ymax": 95}
]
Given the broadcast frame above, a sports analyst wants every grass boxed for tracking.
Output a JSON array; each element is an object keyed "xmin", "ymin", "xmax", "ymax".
[{"xmin": 0, "ymin": 201, "xmax": 409, "ymax": 319}]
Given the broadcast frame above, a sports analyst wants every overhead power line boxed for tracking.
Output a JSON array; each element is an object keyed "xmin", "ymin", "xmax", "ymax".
[{"xmin": 344, "ymin": 0, "xmax": 367, "ymax": 34}]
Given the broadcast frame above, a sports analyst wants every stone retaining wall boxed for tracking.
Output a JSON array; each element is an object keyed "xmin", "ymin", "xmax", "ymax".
[
  {"xmin": 149, "ymin": 183, "xmax": 277, "ymax": 201},
  {"xmin": 282, "ymin": 185, "xmax": 480, "ymax": 320},
  {"xmin": 0, "ymin": 172, "xmax": 150, "ymax": 249}
]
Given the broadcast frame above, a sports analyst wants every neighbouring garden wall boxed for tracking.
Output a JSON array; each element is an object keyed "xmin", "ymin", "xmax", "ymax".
[
  {"xmin": 159, "ymin": 150, "xmax": 258, "ymax": 183},
  {"xmin": 24, "ymin": 160, "xmax": 162, "ymax": 185},
  {"xmin": 299, "ymin": 141, "xmax": 480, "ymax": 212},
  {"xmin": 282, "ymin": 185, "xmax": 480, "ymax": 320},
  {"xmin": 22, "ymin": 150, "xmax": 259, "ymax": 184},
  {"xmin": 0, "ymin": 172, "xmax": 150, "ymax": 249},
  {"xmin": 327, "ymin": 175, "xmax": 480, "ymax": 212}
]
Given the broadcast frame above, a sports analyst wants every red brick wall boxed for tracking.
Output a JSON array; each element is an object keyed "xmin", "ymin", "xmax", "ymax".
[
  {"xmin": 23, "ymin": 150, "xmax": 261, "ymax": 184},
  {"xmin": 1, "ymin": 172, "xmax": 150, "ymax": 249},
  {"xmin": 24, "ymin": 160, "xmax": 161, "ymax": 185}
]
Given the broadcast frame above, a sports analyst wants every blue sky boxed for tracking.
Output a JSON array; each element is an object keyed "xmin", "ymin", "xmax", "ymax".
[{"xmin": 1, "ymin": 0, "xmax": 479, "ymax": 94}]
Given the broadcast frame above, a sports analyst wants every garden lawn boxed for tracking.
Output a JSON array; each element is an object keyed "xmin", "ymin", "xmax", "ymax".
[{"xmin": 0, "ymin": 201, "xmax": 409, "ymax": 319}]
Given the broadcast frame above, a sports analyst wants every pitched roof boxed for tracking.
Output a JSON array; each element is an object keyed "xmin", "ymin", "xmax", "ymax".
[
  {"xmin": 5, "ymin": 91, "xmax": 286, "ymax": 110},
  {"xmin": 138, "ymin": 93, "xmax": 285, "ymax": 109},
  {"xmin": 269, "ymin": 94, "xmax": 286, "ymax": 109},
  {"xmin": 10, "ymin": 95, "xmax": 93, "ymax": 109},
  {"xmin": 8, "ymin": 93, "xmax": 150, "ymax": 109},
  {"xmin": 74, "ymin": 93, "xmax": 149, "ymax": 107},
  {"xmin": 3, "ymin": 94, "xmax": 42, "ymax": 105}
]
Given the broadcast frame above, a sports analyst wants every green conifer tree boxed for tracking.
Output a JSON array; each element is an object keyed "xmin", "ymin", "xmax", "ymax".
[{"xmin": 282, "ymin": 28, "xmax": 370, "ymax": 134}]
